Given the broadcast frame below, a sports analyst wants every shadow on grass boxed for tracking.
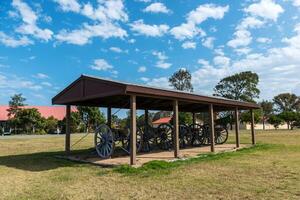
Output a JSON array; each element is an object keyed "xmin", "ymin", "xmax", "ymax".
[
  {"xmin": 0, "ymin": 148, "xmax": 95, "ymax": 172},
  {"xmin": 114, "ymin": 144, "xmax": 280, "ymax": 176}
]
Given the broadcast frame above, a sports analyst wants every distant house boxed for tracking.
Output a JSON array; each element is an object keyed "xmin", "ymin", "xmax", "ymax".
[
  {"xmin": 152, "ymin": 117, "xmax": 172, "ymax": 127},
  {"xmin": 0, "ymin": 105, "xmax": 77, "ymax": 134}
]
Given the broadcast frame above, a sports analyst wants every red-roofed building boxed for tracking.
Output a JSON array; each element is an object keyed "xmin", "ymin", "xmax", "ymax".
[
  {"xmin": 0, "ymin": 105, "xmax": 77, "ymax": 121},
  {"xmin": 152, "ymin": 117, "xmax": 172, "ymax": 127},
  {"xmin": 0, "ymin": 106, "xmax": 77, "ymax": 135}
]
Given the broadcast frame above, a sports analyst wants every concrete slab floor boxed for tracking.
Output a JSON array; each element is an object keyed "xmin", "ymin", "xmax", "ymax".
[{"xmin": 61, "ymin": 144, "xmax": 248, "ymax": 167}]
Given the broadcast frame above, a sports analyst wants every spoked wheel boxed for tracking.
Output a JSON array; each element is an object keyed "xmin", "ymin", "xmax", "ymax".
[
  {"xmin": 179, "ymin": 124, "xmax": 192, "ymax": 148},
  {"xmin": 94, "ymin": 124, "xmax": 114, "ymax": 159},
  {"xmin": 201, "ymin": 124, "xmax": 211, "ymax": 145},
  {"xmin": 157, "ymin": 123, "xmax": 173, "ymax": 150},
  {"xmin": 140, "ymin": 124, "xmax": 155, "ymax": 152},
  {"xmin": 215, "ymin": 125, "xmax": 228, "ymax": 144},
  {"xmin": 189, "ymin": 123, "xmax": 204, "ymax": 146},
  {"xmin": 123, "ymin": 127, "xmax": 144, "ymax": 153}
]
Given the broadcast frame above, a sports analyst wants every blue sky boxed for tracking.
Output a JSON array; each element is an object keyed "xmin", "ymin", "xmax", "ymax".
[{"xmin": 0, "ymin": 0, "xmax": 300, "ymax": 106}]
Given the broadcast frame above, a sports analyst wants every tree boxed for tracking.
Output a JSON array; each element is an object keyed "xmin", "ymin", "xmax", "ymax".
[
  {"xmin": 260, "ymin": 100, "xmax": 274, "ymax": 130},
  {"xmin": 240, "ymin": 109, "xmax": 262, "ymax": 124},
  {"xmin": 77, "ymin": 106, "xmax": 106, "ymax": 132},
  {"xmin": 14, "ymin": 108, "xmax": 44, "ymax": 134},
  {"xmin": 44, "ymin": 116, "xmax": 59, "ymax": 134},
  {"xmin": 278, "ymin": 111, "xmax": 299, "ymax": 130},
  {"xmin": 7, "ymin": 94, "xmax": 26, "ymax": 134},
  {"xmin": 214, "ymin": 71, "xmax": 260, "ymax": 103},
  {"xmin": 273, "ymin": 93, "xmax": 300, "ymax": 112},
  {"xmin": 169, "ymin": 68, "xmax": 193, "ymax": 92},
  {"xmin": 60, "ymin": 111, "xmax": 81, "ymax": 133},
  {"xmin": 268, "ymin": 115, "xmax": 284, "ymax": 129}
]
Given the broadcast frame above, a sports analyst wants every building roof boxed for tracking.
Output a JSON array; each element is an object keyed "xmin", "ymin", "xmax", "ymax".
[
  {"xmin": 152, "ymin": 117, "xmax": 172, "ymax": 125},
  {"xmin": 0, "ymin": 106, "xmax": 77, "ymax": 121},
  {"xmin": 52, "ymin": 75, "xmax": 260, "ymax": 112}
]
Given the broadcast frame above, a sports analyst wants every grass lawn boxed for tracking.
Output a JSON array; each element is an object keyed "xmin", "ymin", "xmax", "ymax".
[{"xmin": 0, "ymin": 130, "xmax": 299, "ymax": 200}]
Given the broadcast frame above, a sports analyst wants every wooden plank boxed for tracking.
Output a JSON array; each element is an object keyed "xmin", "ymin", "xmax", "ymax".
[
  {"xmin": 130, "ymin": 95, "xmax": 137, "ymax": 165},
  {"xmin": 107, "ymin": 107, "xmax": 112, "ymax": 128},
  {"xmin": 173, "ymin": 100, "xmax": 180, "ymax": 158},
  {"xmin": 65, "ymin": 105, "xmax": 71, "ymax": 154},
  {"xmin": 209, "ymin": 104, "xmax": 215, "ymax": 152},
  {"xmin": 235, "ymin": 107, "xmax": 240, "ymax": 148},
  {"xmin": 251, "ymin": 109, "xmax": 256, "ymax": 145}
]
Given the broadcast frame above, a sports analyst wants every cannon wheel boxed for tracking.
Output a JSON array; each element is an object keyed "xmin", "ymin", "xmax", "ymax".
[
  {"xmin": 157, "ymin": 123, "xmax": 173, "ymax": 150},
  {"xmin": 123, "ymin": 127, "xmax": 144, "ymax": 153},
  {"xmin": 189, "ymin": 123, "xmax": 204, "ymax": 146},
  {"xmin": 179, "ymin": 124, "xmax": 192, "ymax": 148},
  {"xmin": 215, "ymin": 126, "xmax": 228, "ymax": 144},
  {"xmin": 94, "ymin": 124, "xmax": 114, "ymax": 158}
]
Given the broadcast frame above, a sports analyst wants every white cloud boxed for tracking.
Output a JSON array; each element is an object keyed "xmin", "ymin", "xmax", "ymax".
[
  {"xmin": 193, "ymin": 23, "xmax": 300, "ymax": 99},
  {"xmin": 34, "ymin": 73, "xmax": 49, "ymax": 79},
  {"xmin": 237, "ymin": 17, "xmax": 265, "ymax": 30},
  {"xmin": 170, "ymin": 23, "xmax": 205, "ymax": 41},
  {"xmin": 109, "ymin": 47, "xmax": 123, "ymax": 53},
  {"xmin": 12, "ymin": 0, "xmax": 53, "ymax": 41},
  {"xmin": 213, "ymin": 56, "xmax": 230, "ymax": 67},
  {"xmin": 55, "ymin": 22, "xmax": 127, "ymax": 45},
  {"xmin": 182, "ymin": 41, "xmax": 196, "ymax": 49},
  {"xmin": 90, "ymin": 59, "xmax": 113, "ymax": 71},
  {"xmin": 170, "ymin": 4, "xmax": 228, "ymax": 41},
  {"xmin": 202, "ymin": 37, "xmax": 215, "ymax": 49},
  {"xmin": 187, "ymin": 4, "xmax": 229, "ymax": 24},
  {"xmin": 54, "ymin": 0, "xmax": 81, "ymax": 12},
  {"xmin": 257, "ymin": 37, "xmax": 272, "ymax": 43},
  {"xmin": 130, "ymin": 20, "xmax": 169, "ymax": 37},
  {"xmin": 140, "ymin": 77, "xmax": 149, "ymax": 82},
  {"xmin": 292, "ymin": 0, "xmax": 300, "ymax": 7},
  {"xmin": 138, "ymin": 66, "xmax": 147, "ymax": 72},
  {"xmin": 0, "ymin": 73, "xmax": 43, "ymax": 92},
  {"xmin": 245, "ymin": 0, "xmax": 284, "ymax": 21},
  {"xmin": 41, "ymin": 81, "xmax": 52, "ymax": 87},
  {"xmin": 227, "ymin": 30, "xmax": 252, "ymax": 48},
  {"xmin": 152, "ymin": 51, "xmax": 172, "ymax": 69},
  {"xmin": 198, "ymin": 59, "xmax": 210, "ymax": 66},
  {"xmin": 0, "ymin": 32, "xmax": 33, "ymax": 47},
  {"xmin": 143, "ymin": 3, "xmax": 171, "ymax": 14},
  {"xmin": 145, "ymin": 77, "xmax": 170, "ymax": 88}
]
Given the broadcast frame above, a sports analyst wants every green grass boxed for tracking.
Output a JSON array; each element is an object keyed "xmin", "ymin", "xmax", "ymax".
[{"xmin": 0, "ymin": 130, "xmax": 300, "ymax": 199}]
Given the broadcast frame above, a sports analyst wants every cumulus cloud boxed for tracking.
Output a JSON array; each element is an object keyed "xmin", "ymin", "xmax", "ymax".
[
  {"xmin": 138, "ymin": 66, "xmax": 147, "ymax": 72},
  {"xmin": 0, "ymin": 32, "xmax": 33, "ymax": 47},
  {"xmin": 33, "ymin": 73, "xmax": 49, "ymax": 79},
  {"xmin": 244, "ymin": 0, "xmax": 284, "ymax": 21},
  {"xmin": 54, "ymin": 0, "xmax": 81, "ymax": 12},
  {"xmin": 227, "ymin": 30, "xmax": 252, "ymax": 48},
  {"xmin": 130, "ymin": 20, "xmax": 169, "ymax": 37},
  {"xmin": 257, "ymin": 37, "xmax": 272, "ymax": 43},
  {"xmin": 152, "ymin": 51, "xmax": 172, "ymax": 69},
  {"xmin": 90, "ymin": 59, "xmax": 113, "ymax": 71},
  {"xmin": 145, "ymin": 77, "xmax": 171, "ymax": 88},
  {"xmin": 12, "ymin": 0, "xmax": 53, "ymax": 41},
  {"xmin": 170, "ymin": 4, "xmax": 229, "ymax": 40},
  {"xmin": 55, "ymin": 23, "xmax": 127, "ymax": 45},
  {"xmin": 182, "ymin": 41, "xmax": 196, "ymax": 49},
  {"xmin": 202, "ymin": 37, "xmax": 215, "ymax": 49},
  {"xmin": 143, "ymin": 3, "xmax": 171, "ymax": 14}
]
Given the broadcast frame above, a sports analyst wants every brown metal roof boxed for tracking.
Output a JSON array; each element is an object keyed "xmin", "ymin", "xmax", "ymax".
[{"xmin": 52, "ymin": 75, "xmax": 260, "ymax": 112}]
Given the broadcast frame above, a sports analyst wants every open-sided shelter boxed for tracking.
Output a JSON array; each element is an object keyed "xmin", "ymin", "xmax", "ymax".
[{"xmin": 52, "ymin": 75, "xmax": 260, "ymax": 165}]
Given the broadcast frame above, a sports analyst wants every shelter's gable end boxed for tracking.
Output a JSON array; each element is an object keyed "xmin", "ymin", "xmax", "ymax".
[
  {"xmin": 84, "ymin": 77, "xmax": 126, "ymax": 98},
  {"xmin": 52, "ymin": 78, "xmax": 85, "ymax": 104}
]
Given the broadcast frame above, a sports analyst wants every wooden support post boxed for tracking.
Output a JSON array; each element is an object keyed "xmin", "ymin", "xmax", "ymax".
[
  {"xmin": 250, "ymin": 109, "xmax": 256, "ymax": 145},
  {"xmin": 173, "ymin": 100, "xmax": 180, "ymax": 158},
  {"xmin": 209, "ymin": 104, "xmax": 215, "ymax": 152},
  {"xmin": 65, "ymin": 105, "xmax": 71, "ymax": 154},
  {"xmin": 107, "ymin": 107, "xmax": 112, "ymax": 128},
  {"xmin": 235, "ymin": 107, "xmax": 240, "ymax": 148},
  {"xmin": 130, "ymin": 95, "xmax": 137, "ymax": 165},
  {"xmin": 145, "ymin": 109, "xmax": 149, "ymax": 134},
  {"xmin": 192, "ymin": 112, "xmax": 196, "ymax": 124}
]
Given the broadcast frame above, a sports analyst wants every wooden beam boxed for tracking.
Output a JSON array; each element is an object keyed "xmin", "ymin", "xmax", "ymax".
[
  {"xmin": 173, "ymin": 100, "xmax": 180, "ymax": 158},
  {"xmin": 250, "ymin": 109, "xmax": 256, "ymax": 145},
  {"xmin": 65, "ymin": 105, "xmax": 71, "ymax": 154},
  {"xmin": 235, "ymin": 107, "xmax": 240, "ymax": 148},
  {"xmin": 209, "ymin": 104, "xmax": 215, "ymax": 152},
  {"xmin": 107, "ymin": 107, "xmax": 112, "ymax": 128},
  {"xmin": 130, "ymin": 95, "xmax": 137, "ymax": 165}
]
